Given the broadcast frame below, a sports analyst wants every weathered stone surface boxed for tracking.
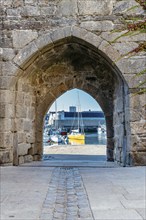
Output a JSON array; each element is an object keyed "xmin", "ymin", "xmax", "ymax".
[
  {"xmin": 101, "ymin": 31, "xmax": 146, "ymax": 43},
  {"xmin": 0, "ymin": 0, "xmax": 146, "ymax": 166},
  {"xmin": 80, "ymin": 21, "xmax": 114, "ymax": 32},
  {"xmin": 12, "ymin": 0, "xmax": 24, "ymax": 7},
  {"xmin": 131, "ymin": 121, "xmax": 146, "ymax": 135},
  {"xmin": 50, "ymin": 28, "xmax": 66, "ymax": 43},
  {"xmin": 115, "ymin": 33, "xmax": 146, "ymax": 43},
  {"xmin": 21, "ymin": 6, "xmax": 40, "ymax": 16},
  {"xmin": 116, "ymin": 56, "xmax": 146, "ymax": 74},
  {"xmin": 131, "ymin": 152, "xmax": 146, "ymax": 166},
  {"xmin": 0, "ymin": 149, "xmax": 13, "ymax": 164},
  {"xmin": 113, "ymin": 0, "xmax": 139, "ymax": 15},
  {"xmin": 112, "ymin": 42, "xmax": 139, "ymax": 56},
  {"xmin": 23, "ymin": 120, "xmax": 33, "ymax": 132},
  {"xmin": 26, "ymin": 133, "xmax": 35, "ymax": 144},
  {"xmin": 18, "ymin": 133, "xmax": 25, "ymax": 144},
  {"xmin": 13, "ymin": 42, "xmax": 38, "ymax": 68},
  {"xmin": 18, "ymin": 143, "xmax": 31, "ymax": 156},
  {"xmin": 58, "ymin": 0, "xmax": 78, "ymax": 16},
  {"xmin": 35, "ymin": 33, "xmax": 53, "ymax": 50},
  {"xmin": 1, "ymin": 48, "xmax": 16, "ymax": 61},
  {"xmin": 99, "ymin": 40, "xmax": 121, "ymax": 61},
  {"xmin": 0, "ymin": 90, "xmax": 15, "ymax": 103},
  {"xmin": 0, "ymin": 103, "xmax": 14, "ymax": 118},
  {"xmin": 2, "ymin": 0, "xmax": 13, "ymax": 6},
  {"xmin": 18, "ymin": 155, "xmax": 24, "ymax": 164},
  {"xmin": 7, "ymin": 8, "xmax": 21, "ymax": 17},
  {"xmin": 0, "ymin": 118, "xmax": 14, "ymax": 132},
  {"xmin": 24, "ymin": 0, "xmax": 35, "ymax": 5},
  {"xmin": 124, "ymin": 74, "xmax": 146, "ymax": 88},
  {"xmin": 40, "ymin": 6, "xmax": 56, "ymax": 16},
  {"xmin": 101, "ymin": 30, "xmax": 128, "ymax": 42},
  {"xmin": 12, "ymin": 30, "xmax": 38, "ymax": 48},
  {"xmin": 1, "ymin": 61, "xmax": 20, "ymax": 76},
  {"xmin": 24, "ymin": 154, "xmax": 33, "ymax": 162},
  {"xmin": 78, "ymin": 0, "xmax": 115, "ymax": 16},
  {"xmin": 0, "ymin": 76, "xmax": 16, "ymax": 89},
  {"xmin": 16, "ymin": 104, "xmax": 27, "ymax": 118},
  {"xmin": 0, "ymin": 132, "xmax": 13, "ymax": 149}
]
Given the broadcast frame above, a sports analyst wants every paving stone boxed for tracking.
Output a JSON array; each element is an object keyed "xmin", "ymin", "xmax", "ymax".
[
  {"xmin": 39, "ymin": 167, "xmax": 94, "ymax": 220},
  {"xmin": 93, "ymin": 209, "xmax": 143, "ymax": 220}
]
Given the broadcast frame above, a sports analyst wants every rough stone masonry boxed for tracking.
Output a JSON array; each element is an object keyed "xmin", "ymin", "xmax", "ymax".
[{"xmin": 0, "ymin": 0, "xmax": 146, "ymax": 166}]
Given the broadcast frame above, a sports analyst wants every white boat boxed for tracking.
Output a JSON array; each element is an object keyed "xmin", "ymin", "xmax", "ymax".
[
  {"xmin": 68, "ymin": 92, "xmax": 85, "ymax": 140},
  {"xmin": 97, "ymin": 124, "xmax": 106, "ymax": 134},
  {"xmin": 50, "ymin": 133, "xmax": 62, "ymax": 143},
  {"xmin": 97, "ymin": 127, "xmax": 102, "ymax": 134},
  {"xmin": 49, "ymin": 101, "xmax": 62, "ymax": 143},
  {"xmin": 68, "ymin": 129, "xmax": 85, "ymax": 140}
]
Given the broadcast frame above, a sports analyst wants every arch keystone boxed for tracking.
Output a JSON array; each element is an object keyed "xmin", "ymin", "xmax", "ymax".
[
  {"xmin": 50, "ymin": 28, "xmax": 66, "ymax": 43},
  {"xmin": 72, "ymin": 26, "xmax": 102, "ymax": 47}
]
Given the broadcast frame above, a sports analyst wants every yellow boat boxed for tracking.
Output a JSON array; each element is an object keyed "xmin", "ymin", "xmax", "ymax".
[
  {"xmin": 67, "ymin": 129, "xmax": 85, "ymax": 140},
  {"xmin": 68, "ymin": 92, "xmax": 85, "ymax": 141},
  {"xmin": 68, "ymin": 138, "xmax": 85, "ymax": 145}
]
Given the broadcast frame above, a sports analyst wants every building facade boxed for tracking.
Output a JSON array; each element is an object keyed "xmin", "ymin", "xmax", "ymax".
[{"xmin": 48, "ymin": 109, "xmax": 105, "ymax": 132}]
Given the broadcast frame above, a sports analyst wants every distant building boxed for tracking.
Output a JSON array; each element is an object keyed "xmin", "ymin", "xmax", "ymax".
[
  {"xmin": 69, "ymin": 106, "xmax": 76, "ymax": 112},
  {"xmin": 47, "ymin": 106, "xmax": 105, "ymax": 132}
]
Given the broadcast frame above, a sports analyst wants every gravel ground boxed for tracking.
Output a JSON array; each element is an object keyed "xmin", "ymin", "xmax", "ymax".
[{"xmin": 43, "ymin": 144, "xmax": 106, "ymax": 155}]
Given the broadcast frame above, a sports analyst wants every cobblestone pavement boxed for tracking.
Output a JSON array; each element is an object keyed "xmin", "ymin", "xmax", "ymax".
[
  {"xmin": 40, "ymin": 167, "xmax": 94, "ymax": 220},
  {"xmin": 1, "ymin": 165, "xmax": 145, "ymax": 220}
]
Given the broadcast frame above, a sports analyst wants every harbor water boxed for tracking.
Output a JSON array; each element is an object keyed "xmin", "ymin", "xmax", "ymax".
[{"xmin": 43, "ymin": 132, "xmax": 107, "ymax": 146}]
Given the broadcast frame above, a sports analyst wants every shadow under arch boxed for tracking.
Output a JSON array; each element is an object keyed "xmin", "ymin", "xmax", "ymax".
[{"xmin": 11, "ymin": 27, "xmax": 130, "ymax": 166}]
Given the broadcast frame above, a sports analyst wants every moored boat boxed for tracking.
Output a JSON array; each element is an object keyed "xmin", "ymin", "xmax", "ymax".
[
  {"xmin": 68, "ymin": 129, "xmax": 85, "ymax": 140},
  {"xmin": 50, "ymin": 133, "xmax": 62, "ymax": 143},
  {"xmin": 67, "ymin": 92, "xmax": 85, "ymax": 141}
]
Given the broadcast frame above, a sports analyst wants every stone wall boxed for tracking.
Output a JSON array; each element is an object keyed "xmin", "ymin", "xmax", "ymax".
[{"xmin": 0, "ymin": 0, "xmax": 146, "ymax": 166}]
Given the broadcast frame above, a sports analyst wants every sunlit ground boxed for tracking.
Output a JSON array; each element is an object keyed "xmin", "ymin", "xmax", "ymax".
[{"xmin": 43, "ymin": 144, "xmax": 106, "ymax": 156}]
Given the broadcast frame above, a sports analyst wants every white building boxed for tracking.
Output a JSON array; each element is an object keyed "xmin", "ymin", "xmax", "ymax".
[{"xmin": 48, "ymin": 106, "xmax": 105, "ymax": 132}]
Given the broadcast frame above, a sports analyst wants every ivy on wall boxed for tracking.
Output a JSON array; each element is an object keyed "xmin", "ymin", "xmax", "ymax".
[
  {"xmin": 111, "ymin": 0, "xmax": 146, "ymax": 94},
  {"xmin": 127, "ymin": 20, "xmax": 146, "ymax": 32},
  {"xmin": 127, "ymin": 1, "xmax": 146, "ymax": 94},
  {"xmin": 136, "ymin": 0, "xmax": 146, "ymax": 10}
]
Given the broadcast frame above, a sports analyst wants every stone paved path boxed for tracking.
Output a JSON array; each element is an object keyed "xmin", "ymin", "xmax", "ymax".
[
  {"xmin": 1, "ymin": 166, "xmax": 145, "ymax": 220},
  {"xmin": 40, "ymin": 167, "xmax": 94, "ymax": 220}
]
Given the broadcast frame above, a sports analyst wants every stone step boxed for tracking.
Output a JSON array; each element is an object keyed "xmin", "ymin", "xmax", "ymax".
[{"xmin": 20, "ymin": 160, "xmax": 117, "ymax": 168}]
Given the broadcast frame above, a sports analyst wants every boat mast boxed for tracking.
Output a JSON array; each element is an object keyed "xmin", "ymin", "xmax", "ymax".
[
  {"xmin": 77, "ymin": 92, "xmax": 80, "ymax": 132},
  {"xmin": 55, "ymin": 100, "xmax": 58, "ymax": 130}
]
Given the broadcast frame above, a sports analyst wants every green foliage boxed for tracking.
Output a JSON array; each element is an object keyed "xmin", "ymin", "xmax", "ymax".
[
  {"xmin": 127, "ymin": 20, "xmax": 146, "ymax": 31},
  {"xmin": 136, "ymin": 0, "xmax": 146, "ymax": 10},
  {"xmin": 112, "ymin": 0, "xmax": 146, "ymax": 93},
  {"xmin": 131, "ymin": 42, "xmax": 146, "ymax": 53},
  {"xmin": 127, "ymin": 5, "xmax": 139, "ymax": 12}
]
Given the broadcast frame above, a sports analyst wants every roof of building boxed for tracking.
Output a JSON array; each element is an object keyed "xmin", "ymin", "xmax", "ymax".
[{"xmin": 64, "ymin": 111, "xmax": 104, "ymax": 118}]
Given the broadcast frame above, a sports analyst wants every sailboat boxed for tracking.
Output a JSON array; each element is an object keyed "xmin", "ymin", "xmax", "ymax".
[
  {"xmin": 97, "ymin": 123, "xmax": 106, "ymax": 136},
  {"xmin": 50, "ymin": 101, "xmax": 62, "ymax": 143},
  {"xmin": 67, "ymin": 93, "xmax": 85, "ymax": 140}
]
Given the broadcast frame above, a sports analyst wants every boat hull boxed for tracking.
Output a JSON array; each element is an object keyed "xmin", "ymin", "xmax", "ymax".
[
  {"xmin": 68, "ymin": 134, "xmax": 85, "ymax": 140},
  {"xmin": 50, "ymin": 135, "xmax": 62, "ymax": 143},
  {"xmin": 68, "ymin": 138, "xmax": 85, "ymax": 145}
]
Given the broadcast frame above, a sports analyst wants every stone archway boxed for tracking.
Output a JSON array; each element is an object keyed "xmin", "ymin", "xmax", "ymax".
[{"xmin": 9, "ymin": 27, "xmax": 130, "ymax": 166}]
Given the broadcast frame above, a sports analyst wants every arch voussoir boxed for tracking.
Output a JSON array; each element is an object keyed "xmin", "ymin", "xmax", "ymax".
[{"xmin": 12, "ymin": 26, "xmax": 122, "ymax": 78}]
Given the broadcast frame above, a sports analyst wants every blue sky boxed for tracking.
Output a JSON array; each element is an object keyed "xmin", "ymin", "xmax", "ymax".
[{"xmin": 49, "ymin": 89, "xmax": 102, "ymax": 112}]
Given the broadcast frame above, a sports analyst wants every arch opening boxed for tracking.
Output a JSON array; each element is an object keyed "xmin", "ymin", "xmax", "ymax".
[
  {"xmin": 11, "ymin": 35, "xmax": 130, "ymax": 166},
  {"xmin": 43, "ymin": 89, "xmax": 107, "ymax": 161}
]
